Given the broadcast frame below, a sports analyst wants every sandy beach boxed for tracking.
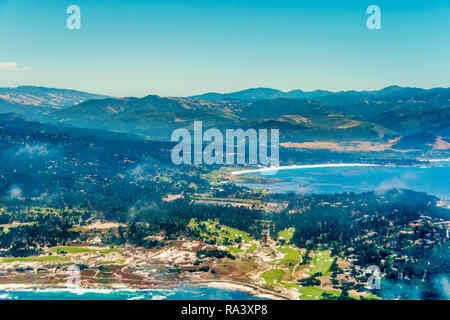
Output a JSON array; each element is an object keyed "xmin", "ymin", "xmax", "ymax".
[{"xmin": 230, "ymin": 163, "xmax": 381, "ymax": 176}]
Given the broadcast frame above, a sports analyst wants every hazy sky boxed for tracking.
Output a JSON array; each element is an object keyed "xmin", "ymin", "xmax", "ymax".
[{"xmin": 0, "ymin": 0, "xmax": 449, "ymax": 97}]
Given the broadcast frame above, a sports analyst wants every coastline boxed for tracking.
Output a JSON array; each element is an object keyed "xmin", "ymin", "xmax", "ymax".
[
  {"xmin": 0, "ymin": 280, "xmax": 288, "ymax": 300},
  {"xmin": 230, "ymin": 163, "xmax": 381, "ymax": 176},
  {"xmin": 192, "ymin": 280, "xmax": 290, "ymax": 300}
]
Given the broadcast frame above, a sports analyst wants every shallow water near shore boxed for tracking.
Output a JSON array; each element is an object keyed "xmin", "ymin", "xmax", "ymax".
[{"xmin": 0, "ymin": 286, "xmax": 262, "ymax": 300}]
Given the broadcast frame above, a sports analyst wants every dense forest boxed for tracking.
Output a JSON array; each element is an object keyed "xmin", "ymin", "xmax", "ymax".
[{"xmin": 0, "ymin": 113, "xmax": 448, "ymax": 300}]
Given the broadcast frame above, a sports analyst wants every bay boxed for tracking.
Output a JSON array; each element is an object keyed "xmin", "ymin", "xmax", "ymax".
[{"xmin": 236, "ymin": 163, "xmax": 450, "ymax": 199}]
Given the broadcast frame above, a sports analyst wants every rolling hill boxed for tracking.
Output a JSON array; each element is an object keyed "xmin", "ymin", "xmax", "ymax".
[
  {"xmin": 188, "ymin": 86, "xmax": 450, "ymax": 106},
  {"xmin": 0, "ymin": 86, "xmax": 109, "ymax": 108},
  {"xmin": 50, "ymin": 95, "xmax": 397, "ymax": 143},
  {"xmin": 0, "ymin": 85, "xmax": 447, "ymax": 151},
  {"xmin": 52, "ymin": 95, "xmax": 239, "ymax": 139}
]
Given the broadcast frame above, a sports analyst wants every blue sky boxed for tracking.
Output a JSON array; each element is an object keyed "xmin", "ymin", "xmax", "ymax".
[{"xmin": 0, "ymin": 0, "xmax": 449, "ymax": 97}]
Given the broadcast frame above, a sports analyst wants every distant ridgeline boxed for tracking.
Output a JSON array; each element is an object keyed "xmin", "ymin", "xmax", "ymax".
[{"xmin": 0, "ymin": 85, "xmax": 448, "ymax": 152}]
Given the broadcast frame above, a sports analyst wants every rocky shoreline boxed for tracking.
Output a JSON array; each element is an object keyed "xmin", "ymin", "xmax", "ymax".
[{"xmin": 0, "ymin": 280, "xmax": 290, "ymax": 300}]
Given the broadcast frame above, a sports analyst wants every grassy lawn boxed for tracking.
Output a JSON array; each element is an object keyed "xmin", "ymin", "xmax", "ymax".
[
  {"xmin": 50, "ymin": 246, "xmax": 94, "ymax": 254},
  {"xmin": 227, "ymin": 246, "xmax": 244, "ymax": 253},
  {"xmin": 278, "ymin": 246, "xmax": 301, "ymax": 266},
  {"xmin": 268, "ymin": 246, "xmax": 301, "ymax": 267},
  {"xmin": 261, "ymin": 269, "xmax": 285, "ymax": 285},
  {"xmin": 1, "ymin": 256, "xmax": 70, "ymax": 263},
  {"xmin": 299, "ymin": 286, "xmax": 341, "ymax": 300},
  {"xmin": 309, "ymin": 250, "xmax": 333, "ymax": 276},
  {"xmin": 221, "ymin": 225, "xmax": 252, "ymax": 242},
  {"xmin": 280, "ymin": 282, "xmax": 297, "ymax": 288},
  {"xmin": 278, "ymin": 228, "xmax": 295, "ymax": 244},
  {"xmin": 298, "ymin": 286, "xmax": 380, "ymax": 300},
  {"xmin": 226, "ymin": 242, "xmax": 257, "ymax": 254},
  {"xmin": 98, "ymin": 247, "xmax": 122, "ymax": 254},
  {"xmin": 99, "ymin": 260, "xmax": 125, "ymax": 265},
  {"xmin": 190, "ymin": 220, "xmax": 254, "ymax": 245},
  {"xmin": 246, "ymin": 243, "xmax": 257, "ymax": 254},
  {"xmin": 49, "ymin": 246, "xmax": 121, "ymax": 254},
  {"xmin": 201, "ymin": 167, "xmax": 241, "ymax": 184},
  {"xmin": 363, "ymin": 294, "xmax": 382, "ymax": 300}
]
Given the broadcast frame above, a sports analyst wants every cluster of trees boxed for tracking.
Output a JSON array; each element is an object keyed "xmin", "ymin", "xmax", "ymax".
[
  {"xmin": 272, "ymin": 190, "xmax": 449, "ymax": 298},
  {"xmin": 102, "ymin": 201, "xmax": 265, "ymax": 247},
  {"xmin": 279, "ymin": 148, "xmax": 424, "ymax": 167},
  {"xmin": 0, "ymin": 213, "xmax": 81, "ymax": 257},
  {"xmin": 196, "ymin": 249, "xmax": 235, "ymax": 260}
]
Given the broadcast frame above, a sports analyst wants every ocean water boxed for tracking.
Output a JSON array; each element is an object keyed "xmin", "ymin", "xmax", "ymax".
[
  {"xmin": 0, "ymin": 287, "xmax": 262, "ymax": 300},
  {"xmin": 236, "ymin": 163, "xmax": 450, "ymax": 199}
]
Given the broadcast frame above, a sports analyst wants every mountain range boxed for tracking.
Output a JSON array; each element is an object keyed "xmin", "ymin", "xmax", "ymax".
[
  {"xmin": 0, "ymin": 86, "xmax": 109, "ymax": 108},
  {"xmin": 188, "ymin": 86, "xmax": 449, "ymax": 105},
  {"xmin": 0, "ymin": 85, "xmax": 448, "ymax": 151}
]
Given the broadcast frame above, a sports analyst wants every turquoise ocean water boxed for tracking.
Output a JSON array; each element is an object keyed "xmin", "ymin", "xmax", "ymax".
[{"xmin": 0, "ymin": 287, "xmax": 261, "ymax": 300}]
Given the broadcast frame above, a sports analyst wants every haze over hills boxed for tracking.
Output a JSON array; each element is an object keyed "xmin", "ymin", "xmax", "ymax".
[
  {"xmin": 0, "ymin": 98, "xmax": 47, "ymax": 117},
  {"xmin": 0, "ymin": 85, "xmax": 448, "ymax": 151},
  {"xmin": 188, "ymin": 86, "xmax": 450, "ymax": 106},
  {"xmin": 48, "ymin": 93, "xmax": 392, "ymax": 142},
  {"xmin": 52, "ymin": 94, "xmax": 241, "ymax": 138},
  {"xmin": 0, "ymin": 112, "xmax": 143, "ymax": 143},
  {"xmin": 0, "ymin": 86, "xmax": 109, "ymax": 108}
]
